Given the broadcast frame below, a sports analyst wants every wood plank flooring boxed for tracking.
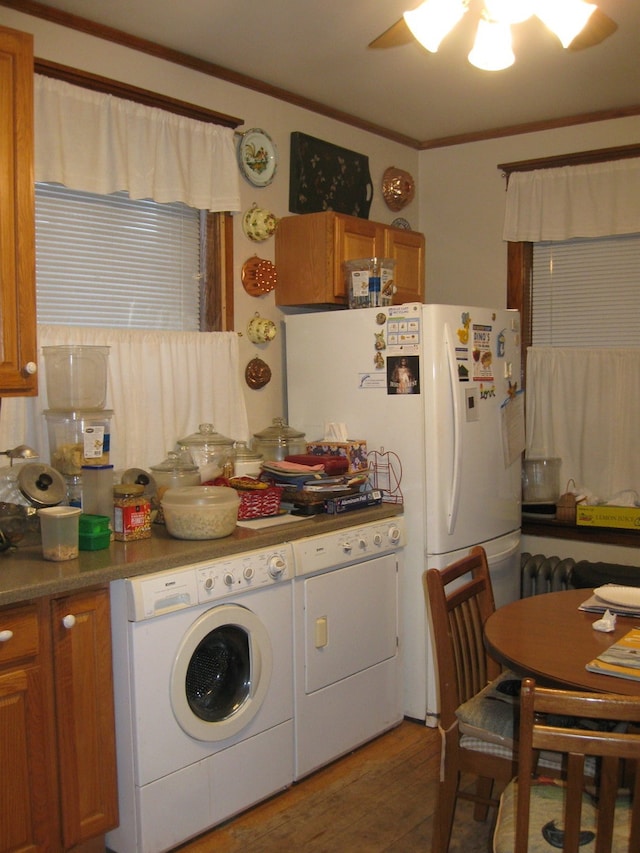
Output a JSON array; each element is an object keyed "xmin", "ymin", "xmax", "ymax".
[{"xmin": 174, "ymin": 720, "xmax": 497, "ymax": 853}]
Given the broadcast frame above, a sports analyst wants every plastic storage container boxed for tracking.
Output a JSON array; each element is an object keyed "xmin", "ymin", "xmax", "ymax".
[
  {"xmin": 81, "ymin": 464, "xmax": 114, "ymax": 521},
  {"xmin": 38, "ymin": 505, "xmax": 81, "ymax": 561},
  {"xmin": 161, "ymin": 485, "xmax": 240, "ymax": 540},
  {"xmin": 44, "ymin": 409, "xmax": 113, "ymax": 476},
  {"xmin": 79, "ymin": 513, "xmax": 111, "ymax": 550},
  {"xmin": 43, "ymin": 345, "xmax": 110, "ymax": 411},
  {"xmin": 343, "ymin": 258, "xmax": 396, "ymax": 308}
]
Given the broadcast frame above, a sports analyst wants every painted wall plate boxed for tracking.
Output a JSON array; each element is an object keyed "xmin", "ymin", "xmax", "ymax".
[{"xmin": 238, "ymin": 128, "xmax": 278, "ymax": 187}]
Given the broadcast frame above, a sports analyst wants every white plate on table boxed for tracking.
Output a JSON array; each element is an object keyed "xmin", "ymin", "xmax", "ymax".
[{"xmin": 594, "ymin": 585, "xmax": 640, "ymax": 608}]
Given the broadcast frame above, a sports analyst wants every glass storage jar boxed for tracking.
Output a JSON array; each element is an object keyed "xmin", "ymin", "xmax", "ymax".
[{"xmin": 252, "ymin": 417, "xmax": 306, "ymax": 462}]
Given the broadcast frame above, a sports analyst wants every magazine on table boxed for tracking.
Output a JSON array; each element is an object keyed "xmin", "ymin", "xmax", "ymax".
[{"xmin": 586, "ymin": 627, "xmax": 640, "ymax": 681}]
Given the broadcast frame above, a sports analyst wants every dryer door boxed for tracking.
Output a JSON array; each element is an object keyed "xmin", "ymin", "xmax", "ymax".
[{"xmin": 170, "ymin": 603, "xmax": 272, "ymax": 741}]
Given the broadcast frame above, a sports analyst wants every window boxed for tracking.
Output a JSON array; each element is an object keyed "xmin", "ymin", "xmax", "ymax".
[
  {"xmin": 36, "ymin": 183, "xmax": 204, "ymax": 330},
  {"xmin": 531, "ymin": 233, "xmax": 640, "ymax": 346}
]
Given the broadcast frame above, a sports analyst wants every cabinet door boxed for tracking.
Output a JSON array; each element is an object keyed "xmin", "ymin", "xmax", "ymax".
[
  {"xmin": 0, "ymin": 605, "xmax": 59, "ymax": 853},
  {"xmin": 385, "ymin": 228, "xmax": 425, "ymax": 304},
  {"xmin": 334, "ymin": 216, "xmax": 381, "ymax": 299},
  {"xmin": 51, "ymin": 588, "xmax": 118, "ymax": 847},
  {"xmin": 0, "ymin": 27, "xmax": 37, "ymax": 396}
]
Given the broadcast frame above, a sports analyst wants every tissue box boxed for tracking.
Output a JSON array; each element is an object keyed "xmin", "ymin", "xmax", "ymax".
[
  {"xmin": 576, "ymin": 505, "xmax": 640, "ymax": 530},
  {"xmin": 305, "ymin": 441, "xmax": 368, "ymax": 472}
]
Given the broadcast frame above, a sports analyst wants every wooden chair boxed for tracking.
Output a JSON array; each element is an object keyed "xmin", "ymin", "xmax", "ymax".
[
  {"xmin": 425, "ymin": 546, "xmax": 519, "ymax": 853},
  {"xmin": 493, "ymin": 678, "xmax": 640, "ymax": 853}
]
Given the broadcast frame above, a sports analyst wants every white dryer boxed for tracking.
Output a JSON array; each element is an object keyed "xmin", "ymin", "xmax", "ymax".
[
  {"xmin": 107, "ymin": 544, "xmax": 294, "ymax": 853},
  {"xmin": 292, "ymin": 516, "xmax": 405, "ymax": 779}
]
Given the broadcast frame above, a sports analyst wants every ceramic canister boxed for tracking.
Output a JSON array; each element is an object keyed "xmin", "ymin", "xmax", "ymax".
[{"xmin": 247, "ymin": 314, "xmax": 277, "ymax": 343}]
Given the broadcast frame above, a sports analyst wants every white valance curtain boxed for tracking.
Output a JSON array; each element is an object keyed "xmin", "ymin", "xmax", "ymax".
[
  {"xmin": 0, "ymin": 327, "xmax": 250, "ymax": 473},
  {"xmin": 503, "ymin": 157, "xmax": 640, "ymax": 242},
  {"xmin": 35, "ymin": 75, "xmax": 241, "ymax": 212},
  {"xmin": 526, "ymin": 347, "xmax": 640, "ymax": 501}
]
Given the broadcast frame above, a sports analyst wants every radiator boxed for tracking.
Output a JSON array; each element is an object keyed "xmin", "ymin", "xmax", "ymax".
[{"xmin": 520, "ymin": 552, "xmax": 576, "ymax": 597}]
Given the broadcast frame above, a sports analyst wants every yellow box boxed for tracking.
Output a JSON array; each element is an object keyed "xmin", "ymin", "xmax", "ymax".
[
  {"xmin": 305, "ymin": 441, "xmax": 368, "ymax": 473},
  {"xmin": 576, "ymin": 504, "xmax": 640, "ymax": 530}
]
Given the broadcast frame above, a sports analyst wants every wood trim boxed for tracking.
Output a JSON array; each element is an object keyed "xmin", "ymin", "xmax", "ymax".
[
  {"xmin": 202, "ymin": 212, "xmax": 234, "ymax": 332},
  {"xmin": 420, "ymin": 106, "xmax": 640, "ymax": 150},
  {"xmin": 35, "ymin": 58, "xmax": 242, "ymax": 127},
  {"xmin": 506, "ymin": 241, "xmax": 532, "ymax": 388},
  {"xmin": 498, "ymin": 143, "xmax": 640, "ymax": 175}
]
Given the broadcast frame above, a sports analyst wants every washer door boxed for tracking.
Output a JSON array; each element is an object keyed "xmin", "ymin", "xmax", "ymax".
[{"xmin": 170, "ymin": 603, "xmax": 273, "ymax": 741}]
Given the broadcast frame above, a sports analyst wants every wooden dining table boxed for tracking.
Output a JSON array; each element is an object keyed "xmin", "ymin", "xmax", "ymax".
[{"xmin": 484, "ymin": 588, "xmax": 640, "ymax": 696}]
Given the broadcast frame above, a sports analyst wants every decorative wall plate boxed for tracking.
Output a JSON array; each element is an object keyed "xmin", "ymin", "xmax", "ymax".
[
  {"xmin": 242, "ymin": 256, "xmax": 277, "ymax": 296},
  {"xmin": 238, "ymin": 128, "xmax": 278, "ymax": 187},
  {"xmin": 391, "ymin": 217, "xmax": 411, "ymax": 230}
]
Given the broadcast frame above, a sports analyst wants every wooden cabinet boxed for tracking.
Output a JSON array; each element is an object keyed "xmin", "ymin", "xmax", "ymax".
[
  {"xmin": 275, "ymin": 211, "xmax": 425, "ymax": 307},
  {"xmin": 0, "ymin": 588, "xmax": 118, "ymax": 852},
  {"xmin": 0, "ymin": 26, "xmax": 37, "ymax": 396}
]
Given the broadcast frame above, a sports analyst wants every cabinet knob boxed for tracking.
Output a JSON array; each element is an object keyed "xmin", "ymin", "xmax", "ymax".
[
  {"xmin": 0, "ymin": 629, "xmax": 13, "ymax": 642},
  {"xmin": 62, "ymin": 614, "xmax": 76, "ymax": 629},
  {"xmin": 23, "ymin": 362, "xmax": 38, "ymax": 376}
]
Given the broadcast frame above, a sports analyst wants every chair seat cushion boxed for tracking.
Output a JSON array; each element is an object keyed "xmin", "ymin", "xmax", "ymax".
[
  {"xmin": 493, "ymin": 777, "xmax": 632, "ymax": 853},
  {"xmin": 456, "ymin": 670, "xmax": 521, "ymax": 748}
]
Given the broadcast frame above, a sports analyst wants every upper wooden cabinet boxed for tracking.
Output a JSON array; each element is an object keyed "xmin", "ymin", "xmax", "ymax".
[
  {"xmin": 0, "ymin": 26, "xmax": 37, "ymax": 396},
  {"xmin": 275, "ymin": 211, "xmax": 425, "ymax": 307}
]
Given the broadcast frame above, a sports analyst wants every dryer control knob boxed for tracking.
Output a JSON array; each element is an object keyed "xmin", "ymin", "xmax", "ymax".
[
  {"xmin": 358, "ymin": 537, "xmax": 367, "ymax": 550},
  {"xmin": 388, "ymin": 525, "xmax": 401, "ymax": 544},
  {"xmin": 267, "ymin": 555, "xmax": 286, "ymax": 579},
  {"xmin": 373, "ymin": 532, "xmax": 383, "ymax": 547},
  {"xmin": 243, "ymin": 565, "xmax": 255, "ymax": 581},
  {"xmin": 342, "ymin": 540, "xmax": 353, "ymax": 553},
  {"xmin": 203, "ymin": 576, "xmax": 214, "ymax": 591},
  {"xmin": 223, "ymin": 572, "xmax": 235, "ymax": 587}
]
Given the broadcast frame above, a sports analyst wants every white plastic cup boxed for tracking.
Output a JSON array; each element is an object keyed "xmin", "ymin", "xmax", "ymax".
[{"xmin": 38, "ymin": 506, "xmax": 81, "ymax": 561}]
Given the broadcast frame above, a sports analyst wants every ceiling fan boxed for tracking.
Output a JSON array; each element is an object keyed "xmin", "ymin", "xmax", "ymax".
[{"xmin": 369, "ymin": 0, "xmax": 618, "ymax": 68}]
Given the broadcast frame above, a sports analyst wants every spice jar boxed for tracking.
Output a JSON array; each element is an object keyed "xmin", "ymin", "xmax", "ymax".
[{"xmin": 113, "ymin": 483, "xmax": 151, "ymax": 541}]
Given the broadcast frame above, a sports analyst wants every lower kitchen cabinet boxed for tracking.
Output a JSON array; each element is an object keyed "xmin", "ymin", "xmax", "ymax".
[{"xmin": 0, "ymin": 588, "xmax": 118, "ymax": 852}]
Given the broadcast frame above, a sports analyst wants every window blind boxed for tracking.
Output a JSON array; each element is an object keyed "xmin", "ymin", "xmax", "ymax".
[
  {"xmin": 36, "ymin": 183, "xmax": 202, "ymax": 330},
  {"xmin": 532, "ymin": 233, "xmax": 640, "ymax": 346}
]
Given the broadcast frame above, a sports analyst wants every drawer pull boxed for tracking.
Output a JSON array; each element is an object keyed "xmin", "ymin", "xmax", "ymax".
[
  {"xmin": 0, "ymin": 629, "xmax": 14, "ymax": 642},
  {"xmin": 62, "ymin": 614, "xmax": 76, "ymax": 629}
]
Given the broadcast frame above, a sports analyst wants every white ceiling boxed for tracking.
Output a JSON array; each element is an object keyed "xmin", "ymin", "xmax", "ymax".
[{"xmin": 23, "ymin": 0, "xmax": 640, "ymax": 146}]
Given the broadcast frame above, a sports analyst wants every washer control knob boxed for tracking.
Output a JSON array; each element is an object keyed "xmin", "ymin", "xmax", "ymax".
[
  {"xmin": 204, "ymin": 576, "xmax": 214, "ymax": 591},
  {"xmin": 358, "ymin": 537, "xmax": 367, "ymax": 550},
  {"xmin": 342, "ymin": 540, "xmax": 353, "ymax": 553},
  {"xmin": 223, "ymin": 572, "xmax": 234, "ymax": 587},
  {"xmin": 373, "ymin": 532, "xmax": 383, "ymax": 547},
  {"xmin": 267, "ymin": 555, "xmax": 286, "ymax": 579},
  {"xmin": 243, "ymin": 565, "xmax": 255, "ymax": 581},
  {"xmin": 388, "ymin": 525, "xmax": 401, "ymax": 545}
]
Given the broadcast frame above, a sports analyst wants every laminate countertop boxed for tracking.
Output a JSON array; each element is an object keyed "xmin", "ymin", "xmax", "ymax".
[{"xmin": 0, "ymin": 504, "xmax": 403, "ymax": 606}]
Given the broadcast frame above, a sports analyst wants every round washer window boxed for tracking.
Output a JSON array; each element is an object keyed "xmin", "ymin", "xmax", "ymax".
[
  {"xmin": 186, "ymin": 625, "xmax": 250, "ymax": 722},
  {"xmin": 170, "ymin": 603, "xmax": 272, "ymax": 742}
]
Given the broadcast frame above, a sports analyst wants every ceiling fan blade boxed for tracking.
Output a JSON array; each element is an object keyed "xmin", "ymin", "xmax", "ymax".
[
  {"xmin": 568, "ymin": 8, "xmax": 618, "ymax": 50},
  {"xmin": 368, "ymin": 17, "xmax": 415, "ymax": 49}
]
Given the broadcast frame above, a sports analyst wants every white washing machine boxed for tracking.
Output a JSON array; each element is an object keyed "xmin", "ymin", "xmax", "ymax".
[
  {"xmin": 106, "ymin": 544, "xmax": 294, "ymax": 853},
  {"xmin": 292, "ymin": 516, "xmax": 405, "ymax": 780}
]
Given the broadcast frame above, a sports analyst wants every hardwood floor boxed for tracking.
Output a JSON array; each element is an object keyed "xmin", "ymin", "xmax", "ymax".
[{"xmin": 174, "ymin": 720, "xmax": 497, "ymax": 853}]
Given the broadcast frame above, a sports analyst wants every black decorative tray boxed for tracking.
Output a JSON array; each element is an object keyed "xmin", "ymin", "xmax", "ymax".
[{"xmin": 289, "ymin": 132, "xmax": 373, "ymax": 219}]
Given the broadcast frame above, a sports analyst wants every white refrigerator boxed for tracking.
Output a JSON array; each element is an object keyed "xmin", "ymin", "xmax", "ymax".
[{"xmin": 284, "ymin": 303, "xmax": 523, "ymax": 724}]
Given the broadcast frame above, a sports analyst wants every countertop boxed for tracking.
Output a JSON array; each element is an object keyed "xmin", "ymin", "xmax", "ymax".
[{"xmin": 0, "ymin": 504, "xmax": 403, "ymax": 607}]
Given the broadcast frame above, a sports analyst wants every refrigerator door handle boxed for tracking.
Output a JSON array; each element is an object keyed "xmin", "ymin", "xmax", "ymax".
[{"xmin": 444, "ymin": 323, "xmax": 462, "ymax": 534}]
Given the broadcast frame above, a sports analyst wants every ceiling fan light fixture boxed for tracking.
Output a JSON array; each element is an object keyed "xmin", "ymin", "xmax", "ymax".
[
  {"xmin": 483, "ymin": 0, "xmax": 536, "ymax": 25},
  {"xmin": 403, "ymin": 0, "xmax": 469, "ymax": 53},
  {"xmin": 468, "ymin": 18, "xmax": 515, "ymax": 70},
  {"xmin": 535, "ymin": 0, "xmax": 598, "ymax": 48}
]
